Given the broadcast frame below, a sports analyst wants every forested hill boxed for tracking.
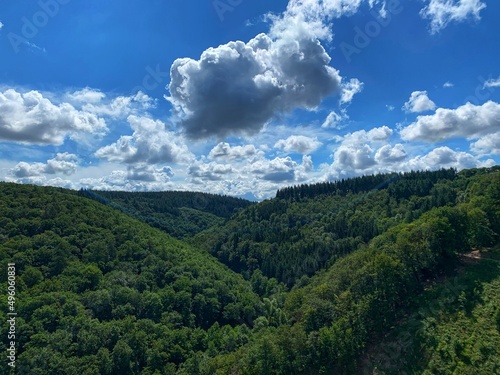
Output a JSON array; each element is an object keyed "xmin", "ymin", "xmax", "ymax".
[
  {"xmin": 195, "ymin": 167, "xmax": 500, "ymax": 374},
  {"xmin": 0, "ymin": 183, "xmax": 262, "ymax": 374},
  {"xmin": 80, "ymin": 190, "xmax": 253, "ymax": 239},
  {"xmin": 0, "ymin": 166, "xmax": 499, "ymax": 374},
  {"xmin": 193, "ymin": 167, "xmax": 500, "ymax": 285},
  {"xmin": 275, "ymin": 168, "xmax": 457, "ymax": 201}
]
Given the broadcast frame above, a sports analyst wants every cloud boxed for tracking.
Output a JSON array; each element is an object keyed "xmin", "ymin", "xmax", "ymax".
[
  {"xmin": 274, "ymin": 135, "xmax": 322, "ymax": 154},
  {"xmin": 443, "ymin": 82, "xmax": 454, "ymax": 88},
  {"xmin": 249, "ymin": 156, "xmax": 306, "ymax": 182},
  {"xmin": 386, "ymin": 105, "xmax": 395, "ymax": 111},
  {"xmin": 407, "ymin": 146, "xmax": 493, "ymax": 170},
  {"xmin": 322, "ymin": 110, "xmax": 348, "ymax": 129},
  {"xmin": 470, "ymin": 132, "xmax": 500, "ymax": 155},
  {"xmin": 126, "ymin": 165, "xmax": 173, "ymax": 182},
  {"xmin": 330, "ymin": 126, "xmax": 393, "ymax": 171},
  {"xmin": 375, "ymin": 144, "xmax": 407, "ymax": 163},
  {"xmin": 94, "ymin": 94, "xmax": 154, "ymax": 117},
  {"xmin": 67, "ymin": 87, "xmax": 106, "ymax": 103},
  {"xmin": 167, "ymin": 30, "xmax": 342, "ymax": 139},
  {"xmin": 402, "ymin": 91, "xmax": 436, "ymax": 113},
  {"xmin": 208, "ymin": 142, "xmax": 262, "ymax": 160},
  {"xmin": 95, "ymin": 115, "xmax": 194, "ymax": 165},
  {"xmin": 188, "ymin": 162, "xmax": 234, "ymax": 181},
  {"xmin": 165, "ymin": 0, "xmax": 401, "ymax": 140},
  {"xmin": 340, "ymin": 78, "xmax": 364, "ymax": 105},
  {"xmin": 483, "ymin": 77, "xmax": 500, "ymax": 89},
  {"xmin": 400, "ymin": 101, "xmax": 500, "ymax": 142},
  {"xmin": 80, "ymin": 168, "xmax": 175, "ymax": 192},
  {"xmin": 335, "ymin": 143, "xmax": 377, "ymax": 170},
  {"xmin": 10, "ymin": 153, "xmax": 79, "ymax": 178},
  {"xmin": 0, "ymin": 21, "xmax": 4, "ymax": 30},
  {"xmin": 78, "ymin": 91, "xmax": 155, "ymax": 118},
  {"xmin": 420, "ymin": 0, "xmax": 486, "ymax": 34},
  {"xmin": 0, "ymin": 89, "xmax": 107, "ymax": 145},
  {"xmin": 367, "ymin": 126, "xmax": 393, "ymax": 141}
]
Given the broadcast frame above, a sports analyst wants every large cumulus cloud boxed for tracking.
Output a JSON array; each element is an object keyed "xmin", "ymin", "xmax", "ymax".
[{"xmin": 167, "ymin": 31, "xmax": 341, "ymax": 139}]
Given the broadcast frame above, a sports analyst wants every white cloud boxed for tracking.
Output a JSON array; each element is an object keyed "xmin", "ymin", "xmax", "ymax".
[
  {"xmin": 0, "ymin": 21, "xmax": 4, "ymax": 30},
  {"xmin": 330, "ymin": 126, "xmax": 394, "ymax": 171},
  {"xmin": 400, "ymin": 101, "xmax": 500, "ymax": 142},
  {"xmin": 208, "ymin": 142, "xmax": 262, "ymax": 160},
  {"xmin": 80, "ymin": 91, "xmax": 155, "ymax": 118},
  {"xmin": 470, "ymin": 132, "xmax": 500, "ymax": 155},
  {"xmin": 274, "ymin": 135, "xmax": 322, "ymax": 154},
  {"xmin": 407, "ymin": 146, "xmax": 494, "ymax": 170},
  {"xmin": 95, "ymin": 115, "xmax": 194, "ymax": 165},
  {"xmin": 166, "ymin": 0, "xmax": 393, "ymax": 140},
  {"xmin": 375, "ymin": 144, "xmax": 407, "ymax": 163},
  {"xmin": 167, "ymin": 31, "xmax": 342, "ymax": 139},
  {"xmin": 483, "ymin": 77, "xmax": 500, "ymax": 89},
  {"xmin": 11, "ymin": 153, "xmax": 79, "ymax": 178},
  {"xmin": 386, "ymin": 105, "xmax": 395, "ymax": 111},
  {"xmin": 322, "ymin": 110, "xmax": 348, "ymax": 128},
  {"xmin": 340, "ymin": 78, "xmax": 364, "ymax": 105},
  {"xmin": 443, "ymin": 82, "xmax": 454, "ymax": 88},
  {"xmin": 402, "ymin": 91, "xmax": 436, "ymax": 113},
  {"xmin": 80, "ymin": 168, "xmax": 175, "ymax": 192},
  {"xmin": 420, "ymin": 0, "xmax": 486, "ymax": 34},
  {"xmin": 249, "ymin": 156, "xmax": 304, "ymax": 182},
  {"xmin": 11, "ymin": 162, "xmax": 47, "ymax": 178},
  {"xmin": 335, "ymin": 143, "xmax": 376, "ymax": 170},
  {"xmin": 126, "ymin": 165, "xmax": 174, "ymax": 182},
  {"xmin": 0, "ymin": 89, "xmax": 107, "ymax": 145},
  {"xmin": 67, "ymin": 87, "xmax": 106, "ymax": 103},
  {"xmin": 367, "ymin": 126, "xmax": 393, "ymax": 141},
  {"xmin": 188, "ymin": 161, "xmax": 234, "ymax": 181}
]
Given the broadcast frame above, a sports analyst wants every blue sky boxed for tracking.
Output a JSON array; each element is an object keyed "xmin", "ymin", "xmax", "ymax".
[{"xmin": 0, "ymin": 0, "xmax": 499, "ymax": 199}]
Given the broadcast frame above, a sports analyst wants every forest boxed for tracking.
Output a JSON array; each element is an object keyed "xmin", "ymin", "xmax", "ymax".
[{"xmin": 1, "ymin": 166, "xmax": 499, "ymax": 374}]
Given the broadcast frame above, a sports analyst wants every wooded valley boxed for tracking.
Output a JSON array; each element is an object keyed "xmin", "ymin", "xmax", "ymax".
[{"xmin": 1, "ymin": 167, "xmax": 499, "ymax": 374}]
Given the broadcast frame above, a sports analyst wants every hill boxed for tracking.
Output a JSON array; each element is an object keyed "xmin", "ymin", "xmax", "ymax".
[
  {"xmin": 193, "ymin": 168, "xmax": 489, "ymax": 285},
  {"xmin": 0, "ymin": 183, "xmax": 261, "ymax": 374},
  {"xmin": 199, "ymin": 168, "xmax": 500, "ymax": 374},
  {"xmin": 0, "ymin": 166, "xmax": 499, "ymax": 374},
  {"xmin": 361, "ymin": 245, "xmax": 500, "ymax": 374},
  {"xmin": 81, "ymin": 190, "xmax": 253, "ymax": 239}
]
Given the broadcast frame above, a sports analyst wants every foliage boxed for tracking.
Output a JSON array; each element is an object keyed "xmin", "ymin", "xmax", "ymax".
[
  {"xmin": 193, "ymin": 168, "xmax": 470, "ymax": 285},
  {"xmin": 0, "ymin": 166, "xmax": 499, "ymax": 374},
  {"xmin": 81, "ymin": 189, "xmax": 253, "ymax": 239},
  {"xmin": 0, "ymin": 184, "xmax": 260, "ymax": 374}
]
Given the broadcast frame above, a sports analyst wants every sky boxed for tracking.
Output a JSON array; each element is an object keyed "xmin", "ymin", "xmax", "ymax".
[{"xmin": 0, "ymin": 0, "xmax": 499, "ymax": 200}]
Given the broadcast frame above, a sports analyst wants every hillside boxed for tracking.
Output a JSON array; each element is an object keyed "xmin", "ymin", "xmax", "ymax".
[
  {"xmin": 193, "ymin": 168, "xmax": 495, "ymax": 285},
  {"xmin": 361, "ymin": 245, "xmax": 500, "ymax": 374},
  {"xmin": 198, "ymin": 168, "xmax": 500, "ymax": 374},
  {"xmin": 0, "ymin": 167, "xmax": 499, "ymax": 374},
  {"xmin": 81, "ymin": 190, "xmax": 253, "ymax": 239},
  {"xmin": 0, "ymin": 183, "xmax": 261, "ymax": 374}
]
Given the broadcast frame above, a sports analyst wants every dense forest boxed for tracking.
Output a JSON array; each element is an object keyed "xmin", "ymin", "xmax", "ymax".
[
  {"xmin": 80, "ymin": 190, "xmax": 253, "ymax": 239},
  {"xmin": 1, "ymin": 166, "xmax": 499, "ymax": 374}
]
